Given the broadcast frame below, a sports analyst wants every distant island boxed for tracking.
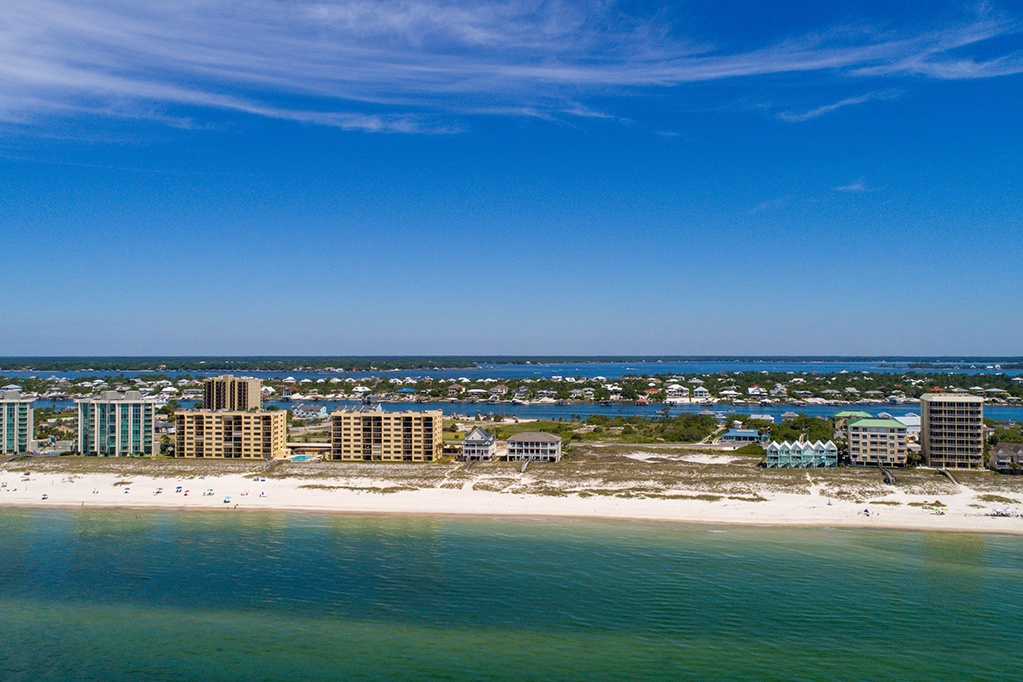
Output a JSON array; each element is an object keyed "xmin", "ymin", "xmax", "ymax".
[{"xmin": 2, "ymin": 356, "xmax": 1023, "ymax": 372}]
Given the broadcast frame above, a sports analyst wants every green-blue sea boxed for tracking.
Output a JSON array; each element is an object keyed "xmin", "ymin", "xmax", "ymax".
[{"xmin": 1, "ymin": 509, "xmax": 1021, "ymax": 681}]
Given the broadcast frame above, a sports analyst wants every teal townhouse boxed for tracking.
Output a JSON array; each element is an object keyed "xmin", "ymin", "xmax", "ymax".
[
  {"xmin": 76, "ymin": 390, "xmax": 157, "ymax": 456},
  {"xmin": 765, "ymin": 440, "xmax": 838, "ymax": 468},
  {"xmin": 1, "ymin": 388, "xmax": 35, "ymax": 455}
]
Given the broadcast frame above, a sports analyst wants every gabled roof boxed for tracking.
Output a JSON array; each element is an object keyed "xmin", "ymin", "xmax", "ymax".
[{"xmin": 464, "ymin": 427, "xmax": 495, "ymax": 444}]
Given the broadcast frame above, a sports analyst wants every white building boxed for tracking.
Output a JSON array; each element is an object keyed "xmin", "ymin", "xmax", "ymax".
[
  {"xmin": 506, "ymin": 432, "xmax": 562, "ymax": 462},
  {"xmin": 291, "ymin": 404, "xmax": 329, "ymax": 421},
  {"xmin": 693, "ymin": 386, "xmax": 710, "ymax": 399},
  {"xmin": 892, "ymin": 413, "xmax": 921, "ymax": 438},
  {"xmin": 462, "ymin": 427, "xmax": 497, "ymax": 461}
]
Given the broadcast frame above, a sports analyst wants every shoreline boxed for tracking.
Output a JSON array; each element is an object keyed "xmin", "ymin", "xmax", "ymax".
[
  {"xmin": 8, "ymin": 500, "xmax": 1023, "ymax": 538},
  {"xmin": 4, "ymin": 470, "xmax": 1023, "ymax": 536}
]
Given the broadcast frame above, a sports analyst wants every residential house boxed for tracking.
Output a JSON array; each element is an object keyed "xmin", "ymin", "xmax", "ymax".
[
  {"xmin": 291, "ymin": 404, "xmax": 329, "ymax": 421},
  {"xmin": 506, "ymin": 432, "xmax": 562, "ymax": 462},
  {"xmin": 721, "ymin": 429, "xmax": 769, "ymax": 444},
  {"xmin": 989, "ymin": 443, "xmax": 1023, "ymax": 474},
  {"xmin": 462, "ymin": 427, "xmax": 497, "ymax": 461}
]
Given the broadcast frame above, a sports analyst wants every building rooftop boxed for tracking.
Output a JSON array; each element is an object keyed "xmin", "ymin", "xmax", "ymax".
[
  {"xmin": 507, "ymin": 431, "xmax": 562, "ymax": 443},
  {"xmin": 464, "ymin": 427, "xmax": 496, "ymax": 444},
  {"xmin": 834, "ymin": 410, "xmax": 872, "ymax": 418},
  {"xmin": 920, "ymin": 393, "xmax": 984, "ymax": 403},
  {"xmin": 848, "ymin": 417, "xmax": 907, "ymax": 429}
]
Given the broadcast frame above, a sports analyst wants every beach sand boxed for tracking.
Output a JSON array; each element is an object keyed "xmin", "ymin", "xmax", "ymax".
[{"xmin": 3, "ymin": 462, "xmax": 1022, "ymax": 535}]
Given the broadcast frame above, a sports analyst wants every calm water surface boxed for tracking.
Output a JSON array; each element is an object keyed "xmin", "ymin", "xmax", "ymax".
[{"xmin": 1, "ymin": 509, "xmax": 1021, "ymax": 681}]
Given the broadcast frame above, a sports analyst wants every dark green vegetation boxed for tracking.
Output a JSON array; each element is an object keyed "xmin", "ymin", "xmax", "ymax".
[
  {"xmin": 480, "ymin": 415, "xmax": 719, "ymax": 445},
  {"xmin": 0, "ymin": 357, "xmax": 481, "ymax": 372}
]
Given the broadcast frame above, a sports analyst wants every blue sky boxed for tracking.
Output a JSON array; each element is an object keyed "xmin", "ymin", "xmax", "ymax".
[{"xmin": 1, "ymin": 0, "xmax": 1022, "ymax": 356}]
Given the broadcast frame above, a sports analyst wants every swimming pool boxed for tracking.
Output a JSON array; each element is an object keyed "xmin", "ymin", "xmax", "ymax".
[{"xmin": 289, "ymin": 455, "xmax": 317, "ymax": 461}]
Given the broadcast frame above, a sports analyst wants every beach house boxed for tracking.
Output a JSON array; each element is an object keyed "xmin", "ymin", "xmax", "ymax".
[
  {"xmin": 720, "ymin": 429, "xmax": 769, "ymax": 444},
  {"xmin": 506, "ymin": 432, "xmax": 562, "ymax": 462},
  {"xmin": 989, "ymin": 443, "xmax": 1023, "ymax": 474},
  {"xmin": 462, "ymin": 427, "xmax": 497, "ymax": 461}
]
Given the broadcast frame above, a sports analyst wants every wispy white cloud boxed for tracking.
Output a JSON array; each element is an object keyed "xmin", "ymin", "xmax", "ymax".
[
  {"xmin": 749, "ymin": 196, "xmax": 796, "ymax": 214},
  {"xmin": 777, "ymin": 89, "xmax": 902, "ymax": 122},
  {"xmin": 833, "ymin": 178, "xmax": 870, "ymax": 192},
  {"xmin": 0, "ymin": 1, "xmax": 1021, "ymax": 133}
]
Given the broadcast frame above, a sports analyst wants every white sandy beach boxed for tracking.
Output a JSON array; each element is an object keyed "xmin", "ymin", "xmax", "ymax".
[{"xmin": 3, "ymin": 468, "xmax": 1022, "ymax": 535}]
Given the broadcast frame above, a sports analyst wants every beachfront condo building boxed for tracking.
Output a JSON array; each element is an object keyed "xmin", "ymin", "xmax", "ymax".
[
  {"xmin": 506, "ymin": 432, "xmax": 563, "ymax": 462},
  {"xmin": 330, "ymin": 406, "xmax": 442, "ymax": 462},
  {"xmin": 76, "ymin": 391, "xmax": 157, "ymax": 457},
  {"xmin": 174, "ymin": 409, "xmax": 287, "ymax": 459},
  {"xmin": 203, "ymin": 375, "xmax": 262, "ymax": 411},
  {"xmin": 920, "ymin": 394, "xmax": 984, "ymax": 469},
  {"xmin": 847, "ymin": 418, "xmax": 908, "ymax": 467},
  {"xmin": 1, "ymin": 389, "xmax": 35, "ymax": 455}
]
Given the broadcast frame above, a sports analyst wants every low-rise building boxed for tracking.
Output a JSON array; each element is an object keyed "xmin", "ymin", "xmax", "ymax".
[
  {"xmin": 833, "ymin": 410, "xmax": 872, "ymax": 429},
  {"xmin": 1, "ymin": 389, "xmax": 35, "ymax": 455},
  {"xmin": 330, "ymin": 406, "xmax": 442, "ymax": 462},
  {"xmin": 665, "ymin": 384, "xmax": 690, "ymax": 402},
  {"xmin": 765, "ymin": 440, "xmax": 838, "ymax": 468},
  {"xmin": 77, "ymin": 391, "xmax": 157, "ymax": 457},
  {"xmin": 462, "ymin": 427, "xmax": 497, "ymax": 461},
  {"xmin": 989, "ymin": 443, "xmax": 1023, "ymax": 474},
  {"xmin": 506, "ymin": 432, "xmax": 562, "ymax": 462},
  {"xmin": 693, "ymin": 386, "xmax": 710, "ymax": 399},
  {"xmin": 174, "ymin": 410, "xmax": 287, "ymax": 459},
  {"xmin": 893, "ymin": 413, "xmax": 922, "ymax": 438},
  {"xmin": 291, "ymin": 404, "xmax": 329, "ymax": 421},
  {"xmin": 847, "ymin": 417, "xmax": 908, "ymax": 467},
  {"xmin": 721, "ymin": 429, "xmax": 769, "ymax": 444}
]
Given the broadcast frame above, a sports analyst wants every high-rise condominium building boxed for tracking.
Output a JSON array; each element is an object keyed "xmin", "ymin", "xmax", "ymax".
[
  {"xmin": 203, "ymin": 375, "xmax": 262, "ymax": 411},
  {"xmin": 920, "ymin": 393, "xmax": 984, "ymax": 469},
  {"xmin": 174, "ymin": 409, "xmax": 287, "ymax": 459},
  {"xmin": 1, "ymin": 389, "xmax": 35, "ymax": 455},
  {"xmin": 77, "ymin": 391, "xmax": 157, "ymax": 456},
  {"xmin": 330, "ymin": 406, "xmax": 442, "ymax": 462}
]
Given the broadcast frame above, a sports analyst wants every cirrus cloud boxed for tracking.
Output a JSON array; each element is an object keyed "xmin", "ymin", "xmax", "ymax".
[{"xmin": 0, "ymin": 1, "xmax": 1021, "ymax": 133}]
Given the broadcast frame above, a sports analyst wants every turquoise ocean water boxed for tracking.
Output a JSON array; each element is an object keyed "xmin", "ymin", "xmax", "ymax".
[{"xmin": 1, "ymin": 509, "xmax": 1021, "ymax": 681}]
